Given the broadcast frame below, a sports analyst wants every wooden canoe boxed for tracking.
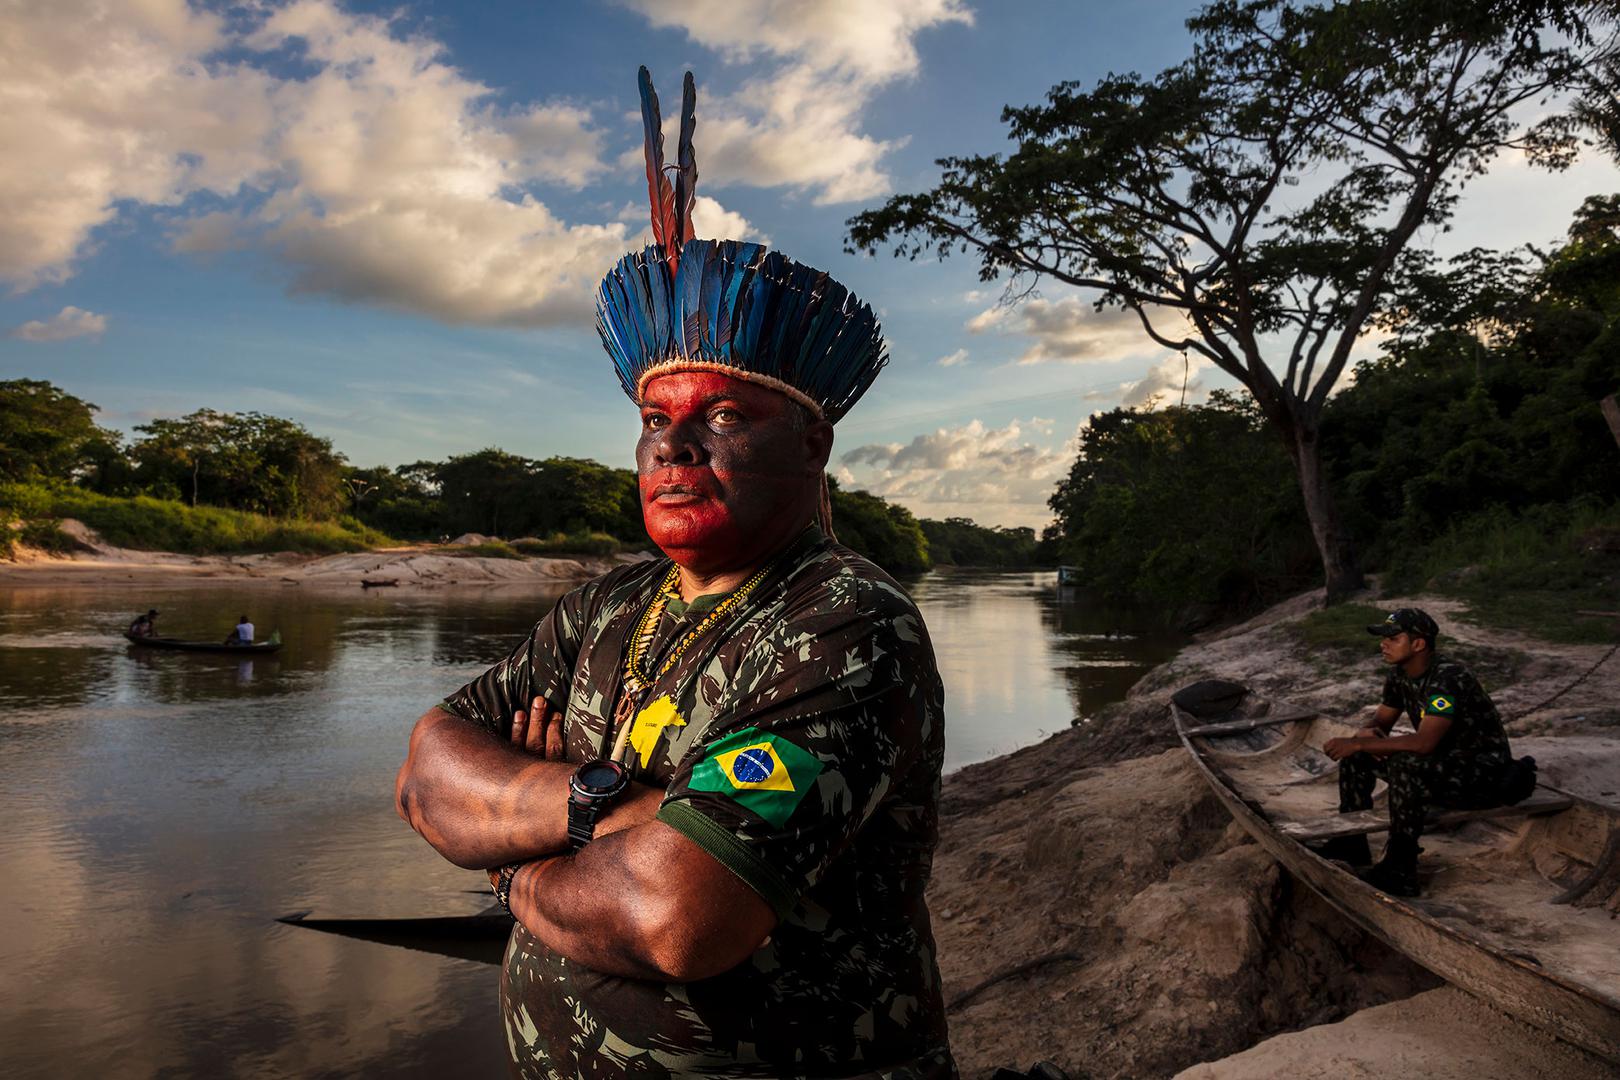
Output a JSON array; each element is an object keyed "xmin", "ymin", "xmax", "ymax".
[
  {"xmin": 124, "ymin": 632, "xmax": 283, "ymax": 654},
  {"xmin": 277, "ymin": 906, "xmax": 511, "ymax": 965},
  {"xmin": 1172, "ymin": 692, "xmax": 1620, "ymax": 1064}
]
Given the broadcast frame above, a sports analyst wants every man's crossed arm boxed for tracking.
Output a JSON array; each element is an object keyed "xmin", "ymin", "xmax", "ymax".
[{"xmin": 395, "ymin": 705, "xmax": 775, "ymax": 982}]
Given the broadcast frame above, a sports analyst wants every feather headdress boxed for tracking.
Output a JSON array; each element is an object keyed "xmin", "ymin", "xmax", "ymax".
[{"xmin": 596, "ymin": 67, "xmax": 887, "ymax": 424}]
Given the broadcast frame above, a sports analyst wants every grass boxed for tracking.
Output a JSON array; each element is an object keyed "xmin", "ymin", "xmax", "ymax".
[
  {"xmin": 450, "ymin": 540, "xmax": 525, "ymax": 560},
  {"xmin": 1289, "ymin": 603, "xmax": 1529, "ymax": 689},
  {"xmin": 1384, "ymin": 502, "xmax": 1620, "ymax": 645},
  {"xmin": 0, "ymin": 482, "xmax": 393, "ymax": 555},
  {"xmin": 510, "ymin": 531, "xmax": 628, "ymax": 557}
]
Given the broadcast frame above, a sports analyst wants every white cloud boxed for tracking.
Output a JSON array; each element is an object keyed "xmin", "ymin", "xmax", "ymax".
[
  {"xmin": 967, "ymin": 296, "xmax": 1185, "ymax": 366},
  {"xmin": 839, "ymin": 417, "xmax": 1069, "ymax": 529},
  {"xmin": 623, "ymin": 0, "xmax": 971, "ymax": 204},
  {"xmin": 10, "ymin": 306, "xmax": 107, "ymax": 343},
  {"xmin": 0, "ymin": 0, "xmax": 627, "ymax": 326},
  {"xmin": 936, "ymin": 348, "xmax": 968, "ymax": 367}
]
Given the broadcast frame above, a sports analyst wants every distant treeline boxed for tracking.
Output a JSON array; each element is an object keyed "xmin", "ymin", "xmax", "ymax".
[
  {"xmin": 0, "ymin": 381, "xmax": 1040, "ymax": 573},
  {"xmin": 1046, "ymin": 195, "xmax": 1620, "ymax": 625}
]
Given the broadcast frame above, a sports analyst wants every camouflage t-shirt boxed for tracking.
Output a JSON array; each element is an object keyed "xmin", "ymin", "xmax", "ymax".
[
  {"xmin": 1379, "ymin": 656, "xmax": 1512, "ymax": 769},
  {"xmin": 441, "ymin": 529, "xmax": 955, "ymax": 1080}
]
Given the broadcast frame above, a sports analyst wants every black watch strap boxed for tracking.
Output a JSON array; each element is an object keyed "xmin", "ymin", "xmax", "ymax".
[{"xmin": 567, "ymin": 798, "xmax": 603, "ymax": 852}]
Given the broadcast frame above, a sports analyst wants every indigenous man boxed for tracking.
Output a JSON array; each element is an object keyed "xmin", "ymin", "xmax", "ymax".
[
  {"xmin": 224, "ymin": 614, "xmax": 254, "ymax": 645},
  {"xmin": 128, "ymin": 608, "xmax": 158, "ymax": 637},
  {"xmin": 1321, "ymin": 607, "xmax": 1531, "ymax": 896},
  {"xmin": 394, "ymin": 69, "xmax": 954, "ymax": 1079}
]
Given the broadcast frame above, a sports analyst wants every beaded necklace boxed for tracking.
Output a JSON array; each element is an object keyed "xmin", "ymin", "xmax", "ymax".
[{"xmin": 609, "ymin": 560, "xmax": 775, "ymax": 756}]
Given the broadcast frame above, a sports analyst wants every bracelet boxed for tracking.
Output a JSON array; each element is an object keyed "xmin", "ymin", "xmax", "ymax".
[{"xmin": 493, "ymin": 862, "xmax": 523, "ymax": 914}]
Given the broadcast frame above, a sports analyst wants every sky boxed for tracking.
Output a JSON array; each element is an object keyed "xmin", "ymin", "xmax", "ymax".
[{"xmin": 2, "ymin": 0, "xmax": 1616, "ymax": 531}]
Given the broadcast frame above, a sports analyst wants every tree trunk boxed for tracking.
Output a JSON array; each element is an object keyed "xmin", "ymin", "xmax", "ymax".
[
  {"xmin": 1286, "ymin": 417, "xmax": 1365, "ymax": 603},
  {"xmin": 191, "ymin": 459, "xmax": 200, "ymax": 508}
]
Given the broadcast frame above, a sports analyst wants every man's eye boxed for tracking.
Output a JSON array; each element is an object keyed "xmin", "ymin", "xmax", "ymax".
[
  {"xmin": 710, "ymin": 408, "xmax": 741, "ymax": 424},
  {"xmin": 643, "ymin": 414, "xmax": 668, "ymax": 429}
]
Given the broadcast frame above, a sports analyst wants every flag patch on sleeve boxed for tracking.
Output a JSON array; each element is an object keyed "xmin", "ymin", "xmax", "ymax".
[
  {"xmin": 688, "ymin": 726, "xmax": 823, "ymax": 827},
  {"xmin": 1426, "ymin": 694, "xmax": 1455, "ymax": 715}
]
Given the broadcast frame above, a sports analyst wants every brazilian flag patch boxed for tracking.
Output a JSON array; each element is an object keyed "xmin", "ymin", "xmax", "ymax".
[
  {"xmin": 1426, "ymin": 694, "xmax": 1455, "ymax": 715},
  {"xmin": 688, "ymin": 726, "xmax": 823, "ymax": 827}
]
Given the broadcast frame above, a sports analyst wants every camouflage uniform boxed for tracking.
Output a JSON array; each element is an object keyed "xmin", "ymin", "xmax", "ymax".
[
  {"xmin": 1338, "ymin": 656, "xmax": 1514, "ymax": 842},
  {"xmin": 442, "ymin": 529, "xmax": 955, "ymax": 1079}
]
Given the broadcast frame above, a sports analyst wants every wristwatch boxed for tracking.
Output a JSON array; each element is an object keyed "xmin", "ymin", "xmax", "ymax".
[{"xmin": 567, "ymin": 758, "xmax": 630, "ymax": 851}]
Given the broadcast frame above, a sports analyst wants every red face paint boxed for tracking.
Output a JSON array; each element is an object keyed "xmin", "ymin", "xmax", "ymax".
[{"xmin": 637, "ymin": 372, "xmax": 824, "ymax": 575}]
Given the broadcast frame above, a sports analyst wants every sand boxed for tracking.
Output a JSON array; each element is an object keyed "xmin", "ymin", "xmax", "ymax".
[
  {"xmin": 0, "ymin": 519, "xmax": 642, "ymax": 588},
  {"xmin": 1174, "ymin": 987, "xmax": 1618, "ymax": 1080}
]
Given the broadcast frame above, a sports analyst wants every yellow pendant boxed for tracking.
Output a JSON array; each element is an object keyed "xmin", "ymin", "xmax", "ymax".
[{"xmin": 629, "ymin": 695, "xmax": 686, "ymax": 768}]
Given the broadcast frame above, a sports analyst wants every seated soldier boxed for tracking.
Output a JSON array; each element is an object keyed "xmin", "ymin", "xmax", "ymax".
[{"xmin": 1321, "ymin": 608, "xmax": 1527, "ymax": 897}]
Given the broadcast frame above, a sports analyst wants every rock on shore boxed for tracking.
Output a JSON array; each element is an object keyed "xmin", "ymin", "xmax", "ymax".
[{"xmin": 932, "ymin": 586, "xmax": 1619, "ymax": 1079}]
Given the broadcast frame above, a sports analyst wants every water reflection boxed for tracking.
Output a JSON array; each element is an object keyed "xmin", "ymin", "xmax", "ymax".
[
  {"xmin": 909, "ymin": 569, "xmax": 1180, "ymax": 769},
  {"xmin": 0, "ymin": 571, "xmax": 1175, "ymax": 1076}
]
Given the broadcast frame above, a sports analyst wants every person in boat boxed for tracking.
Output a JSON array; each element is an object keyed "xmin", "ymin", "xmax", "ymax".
[
  {"xmin": 394, "ymin": 69, "xmax": 955, "ymax": 1079},
  {"xmin": 128, "ymin": 609, "xmax": 159, "ymax": 637},
  {"xmin": 1321, "ymin": 607, "xmax": 1531, "ymax": 896},
  {"xmin": 224, "ymin": 615, "xmax": 255, "ymax": 646}
]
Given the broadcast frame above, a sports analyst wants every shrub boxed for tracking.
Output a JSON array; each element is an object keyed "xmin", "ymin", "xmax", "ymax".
[{"xmin": 0, "ymin": 482, "xmax": 392, "ymax": 554}]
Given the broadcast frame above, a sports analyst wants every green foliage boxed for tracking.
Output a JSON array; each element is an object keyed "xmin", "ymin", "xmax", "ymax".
[
  {"xmin": 452, "ymin": 540, "xmax": 525, "ymax": 560},
  {"xmin": 413, "ymin": 451, "xmax": 644, "ymax": 541},
  {"xmin": 919, "ymin": 518, "xmax": 1040, "ymax": 567},
  {"xmin": 0, "ymin": 482, "xmax": 390, "ymax": 554},
  {"xmin": 1048, "ymin": 393, "xmax": 1318, "ymax": 609},
  {"xmin": 829, "ymin": 482, "xmax": 930, "ymax": 574},
  {"xmin": 511, "ymin": 532, "xmax": 627, "ymax": 557},
  {"xmin": 129, "ymin": 409, "xmax": 348, "ymax": 519},
  {"xmin": 0, "ymin": 379, "xmax": 124, "ymax": 485},
  {"xmin": 18, "ymin": 519, "xmax": 73, "ymax": 554}
]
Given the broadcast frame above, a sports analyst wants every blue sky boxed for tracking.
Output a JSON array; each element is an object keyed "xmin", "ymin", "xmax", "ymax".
[{"xmin": 3, "ymin": 1, "xmax": 1615, "ymax": 529}]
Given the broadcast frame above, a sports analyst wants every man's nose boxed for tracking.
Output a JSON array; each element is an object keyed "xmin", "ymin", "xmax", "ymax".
[{"xmin": 654, "ymin": 419, "xmax": 704, "ymax": 466}]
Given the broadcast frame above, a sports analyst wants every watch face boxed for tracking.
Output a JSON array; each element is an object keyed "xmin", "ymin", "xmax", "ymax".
[{"xmin": 579, "ymin": 764, "xmax": 621, "ymax": 791}]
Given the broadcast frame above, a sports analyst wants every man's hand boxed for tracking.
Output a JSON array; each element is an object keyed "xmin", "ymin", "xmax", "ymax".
[
  {"xmin": 511, "ymin": 695, "xmax": 566, "ymax": 760},
  {"xmin": 1323, "ymin": 736, "xmax": 1360, "ymax": 761}
]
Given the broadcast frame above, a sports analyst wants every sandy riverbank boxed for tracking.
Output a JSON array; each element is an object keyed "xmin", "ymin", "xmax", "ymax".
[
  {"xmin": 931, "ymin": 585, "xmax": 1619, "ymax": 1079},
  {"xmin": 0, "ymin": 520, "xmax": 642, "ymax": 588}
]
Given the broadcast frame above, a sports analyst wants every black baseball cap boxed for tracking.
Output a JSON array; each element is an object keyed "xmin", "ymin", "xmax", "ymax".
[{"xmin": 1367, "ymin": 607, "xmax": 1439, "ymax": 642}]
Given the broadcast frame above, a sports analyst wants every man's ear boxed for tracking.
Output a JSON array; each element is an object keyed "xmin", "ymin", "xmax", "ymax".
[{"xmin": 804, "ymin": 419, "xmax": 834, "ymax": 473}]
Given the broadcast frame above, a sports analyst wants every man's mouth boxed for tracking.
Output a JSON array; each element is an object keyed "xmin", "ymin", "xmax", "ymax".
[{"xmin": 651, "ymin": 482, "xmax": 707, "ymax": 505}]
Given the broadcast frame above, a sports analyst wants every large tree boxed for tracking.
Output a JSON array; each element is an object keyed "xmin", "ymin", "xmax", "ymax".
[
  {"xmin": 130, "ymin": 410, "xmax": 347, "ymax": 518},
  {"xmin": 0, "ymin": 379, "xmax": 121, "ymax": 484},
  {"xmin": 849, "ymin": 0, "xmax": 1615, "ymax": 599}
]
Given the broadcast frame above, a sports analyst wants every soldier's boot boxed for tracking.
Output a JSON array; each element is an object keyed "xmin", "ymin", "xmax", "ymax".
[
  {"xmin": 1361, "ymin": 835, "xmax": 1421, "ymax": 897},
  {"xmin": 1310, "ymin": 833, "xmax": 1372, "ymax": 868}
]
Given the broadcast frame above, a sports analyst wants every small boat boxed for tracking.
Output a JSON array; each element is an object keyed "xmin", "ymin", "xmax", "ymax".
[
  {"xmin": 124, "ymin": 631, "xmax": 283, "ymax": 654},
  {"xmin": 1172, "ymin": 685, "xmax": 1620, "ymax": 1065},
  {"xmin": 277, "ymin": 906, "xmax": 511, "ymax": 965}
]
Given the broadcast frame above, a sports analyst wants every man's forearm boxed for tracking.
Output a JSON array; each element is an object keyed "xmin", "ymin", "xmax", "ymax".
[
  {"xmin": 395, "ymin": 708, "xmax": 661, "ymax": 868},
  {"xmin": 395, "ymin": 709, "xmax": 570, "ymax": 866},
  {"xmin": 503, "ymin": 821, "xmax": 769, "ymax": 983}
]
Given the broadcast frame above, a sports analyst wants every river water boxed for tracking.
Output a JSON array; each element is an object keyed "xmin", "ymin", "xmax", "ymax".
[{"xmin": 0, "ymin": 569, "xmax": 1178, "ymax": 1077}]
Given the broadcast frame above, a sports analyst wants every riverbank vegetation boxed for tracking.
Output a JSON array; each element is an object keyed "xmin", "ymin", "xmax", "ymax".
[
  {"xmin": 1041, "ymin": 195, "xmax": 1620, "ymax": 634},
  {"xmin": 0, "ymin": 380, "xmax": 1036, "ymax": 574},
  {"xmin": 851, "ymin": 0, "xmax": 1617, "ymax": 605}
]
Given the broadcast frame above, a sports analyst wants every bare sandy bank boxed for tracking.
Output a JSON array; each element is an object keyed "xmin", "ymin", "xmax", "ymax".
[
  {"xmin": 0, "ymin": 520, "xmax": 646, "ymax": 588},
  {"xmin": 932, "ymin": 584, "xmax": 1618, "ymax": 1079}
]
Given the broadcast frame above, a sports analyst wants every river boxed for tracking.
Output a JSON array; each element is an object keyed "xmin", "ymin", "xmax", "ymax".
[{"xmin": 0, "ymin": 569, "xmax": 1178, "ymax": 1077}]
